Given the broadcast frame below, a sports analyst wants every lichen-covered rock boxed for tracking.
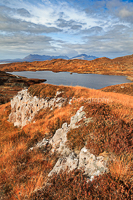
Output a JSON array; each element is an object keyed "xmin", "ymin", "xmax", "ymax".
[
  {"xmin": 48, "ymin": 152, "xmax": 78, "ymax": 177},
  {"xmin": 9, "ymin": 92, "xmax": 108, "ymax": 182},
  {"xmin": 31, "ymin": 107, "xmax": 107, "ymax": 181},
  {"xmin": 78, "ymin": 147, "xmax": 108, "ymax": 180},
  {"xmin": 70, "ymin": 106, "xmax": 86, "ymax": 129},
  {"xmin": 48, "ymin": 107, "xmax": 93, "ymax": 156},
  {"xmin": 47, "ymin": 146, "xmax": 108, "ymax": 181},
  {"xmin": 9, "ymin": 89, "xmax": 67, "ymax": 128},
  {"xmin": 49, "ymin": 122, "xmax": 71, "ymax": 156},
  {"xmin": 69, "ymin": 106, "xmax": 93, "ymax": 129}
]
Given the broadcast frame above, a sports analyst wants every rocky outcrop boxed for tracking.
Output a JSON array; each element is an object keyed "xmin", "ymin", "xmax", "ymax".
[
  {"xmin": 31, "ymin": 107, "xmax": 107, "ymax": 181},
  {"xmin": 78, "ymin": 147, "xmax": 107, "ymax": 181},
  {"xmin": 9, "ymin": 89, "xmax": 68, "ymax": 127},
  {"xmin": 9, "ymin": 90, "xmax": 108, "ymax": 182}
]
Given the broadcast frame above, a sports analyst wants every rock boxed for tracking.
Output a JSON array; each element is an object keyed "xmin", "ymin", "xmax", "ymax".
[
  {"xmin": 48, "ymin": 146, "xmax": 108, "ymax": 180},
  {"xmin": 48, "ymin": 152, "xmax": 78, "ymax": 177},
  {"xmin": 78, "ymin": 147, "xmax": 108, "ymax": 178},
  {"xmin": 55, "ymin": 90, "xmax": 64, "ymax": 97},
  {"xmin": 49, "ymin": 122, "xmax": 71, "ymax": 156},
  {"xmin": 70, "ymin": 106, "xmax": 93, "ymax": 129},
  {"xmin": 9, "ymin": 89, "xmax": 68, "ymax": 128},
  {"xmin": 28, "ymin": 106, "xmax": 108, "ymax": 182},
  {"xmin": 49, "ymin": 107, "xmax": 92, "ymax": 155},
  {"xmin": 36, "ymin": 138, "xmax": 49, "ymax": 149},
  {"xmin": 9, "ymin": 89, "xmax": 93, "ymax": 128},
  {"xmin": 9, "ymin": 92, "xmax": 108, "ymax": 182},
  {"xmin": 33, "ymin": 106, "xmax": 93, "ymax": 156},
  {"xmin": 9, "ymin": 89, "xmax": 46, "ymax": 127}
]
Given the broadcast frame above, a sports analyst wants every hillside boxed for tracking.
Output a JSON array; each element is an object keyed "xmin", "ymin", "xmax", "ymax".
[
  {"xmin": 0, "ymin": 54, "xmax": 133, "ymax": 199},
  {"xmin": 0, "ymin": 54, "xmax": 133, "ymax": 80},
  {"xmin": 0, "ymin": 71, "xmax": 46, "ymax": 105},
  {"xmin": 101, "ymin": 82, "xmax": 133, "ymax": 96},
  {"xmin": 0, "ymin": 83, "xmax": 133, "ymax": 199}
]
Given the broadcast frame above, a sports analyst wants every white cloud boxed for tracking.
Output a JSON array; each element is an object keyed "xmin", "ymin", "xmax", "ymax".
[
  {"xmin": 119, "ymin": 7, "xmax": 133, "ymax": 18},
  {"xmin": 0, "ymin": 0, "xmax": 133, "ymax": 59}
]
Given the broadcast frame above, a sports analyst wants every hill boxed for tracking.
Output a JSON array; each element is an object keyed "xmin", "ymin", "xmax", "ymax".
[
  {"xmin": 71, "ymin": 54, "xmax": 98, "ymax": 60},
  {"xmin": 0, "ymin": 53, "xmax": 97, "ymax": 63},
  {"xmin": 0, "ymin": 83, "xmax": 132, "ymax": 199},
  {"xmin": 0, "ymin": 71, "xmax": 46, "ymax": 104},
  {"xmin": 0, "ymin": 54, "xmax": 133, "ymax": 199},
  {"xmin": 0, "ymin": 54, "xmax": 133, "ymax": 80},
  {"xmin": 22, "ymin": 54, "xmax": 69, "ymax": 62}
]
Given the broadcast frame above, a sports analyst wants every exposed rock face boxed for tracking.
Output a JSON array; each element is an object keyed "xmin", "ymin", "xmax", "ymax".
[
  {"xmin": 31, "ymin": 107, "xmax": 108, "ymax": 181},
  {"xmin": 9, "ymin": 90, "xmax": 108, "ymax": 182},
  {"xmin": 78, "ymin": 147, "xmax": 107, "ymax": 181},
  {"xmin": 49, "ymin": 122, "xmax": 70, "ymax": 156},
  {"xmin": 48, "ymin": 146, "xmax": 108, "ymax": 181},
  {"xmin": 49, "ymin": 106, "xmax": 92, "ymax": 156},
  {"xmin": 69, "ymin": 106, "xmax": 93, "ymax": 129},
  {"xmin": 48, "ymin": 152, "xmax": 79, "ymax": 177},
  {"xmin": 9, "ymin": 89, "xmax": 67, "ymax": 127}
]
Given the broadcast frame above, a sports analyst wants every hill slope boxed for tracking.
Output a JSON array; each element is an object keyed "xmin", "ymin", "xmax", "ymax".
[
  {"xmin": 0, "ymin": 54, "xmax": 133, "ymax": 80},
  {"xmin": 0, "ymin": 83, "xmax": 133, "ymax": 199}
]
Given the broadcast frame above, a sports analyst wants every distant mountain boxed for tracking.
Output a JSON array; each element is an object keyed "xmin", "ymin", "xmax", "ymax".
[
  {"xmin": 71, "ymin": 54, "xmax": 98, "ymax": 60},
  {"xmin": 22, "ymin": 54, "xmax": 69, "ymax": 62},
  {"xmin": 0, "ymin": 54, "xmax": 98, "ymax": 63}
]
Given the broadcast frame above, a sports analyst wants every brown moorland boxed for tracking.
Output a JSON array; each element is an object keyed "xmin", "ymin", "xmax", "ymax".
[
  {"xmin": 100, "ymin": 82, "xmax": 133, "ymax": 96},
  {"xmin": 0, "ymin": 54, "xmax": 133, "ymax": 199},
  {"xmin": 0, "ymin": 54, "xmax": 133, "ymax": 80},
  {"xmin": 0, "ymin": 71, "xmax": 46, "ymax": 104},
  {"xmin": 0, "ymin": 83, "xmax": 132, "ymax": 199}
]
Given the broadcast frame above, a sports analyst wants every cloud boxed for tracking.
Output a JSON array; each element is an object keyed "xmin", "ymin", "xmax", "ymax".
[
  {"xmin": 0, "ymin": 0, "xmax": 133, "ymax": 59},
  {"xmin": 0, "ymin": 34, "xmax": 55, "ymax": 55},
  {"xmin": 118, "ymin": 7, "xmax": 133, "ymax": 23},
  {"xmin": 81, "ymin": 26, "xmax": 103, "ymax": 35},
  {"xmin": 68, "ymin": 24, "xmax": 133, "ymax": 57},
  {"xmin": 119, "ymin": 8, "xmax": 132, "ymax": 18},
  {"xmin": 16, "ymin": 8, "xmax": 31, "ymax": 17},
  {"xmin": 0, "ymin": 19, "xmax": 61, "ymax": 33},
  {"xmin": 0, "ymin": 5, "xmax": 61, "ymax": 33},
  {"xmin": 56, "ymin": 18, "xmax": 83, "ymax": 30}
]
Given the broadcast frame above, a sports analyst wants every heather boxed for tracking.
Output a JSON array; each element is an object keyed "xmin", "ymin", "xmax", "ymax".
[{"xmin": 0, "ymin": 83, "xmax": 132, "ymax": 199}]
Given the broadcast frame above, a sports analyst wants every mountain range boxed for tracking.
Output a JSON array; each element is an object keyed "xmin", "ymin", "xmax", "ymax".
[{"xmin": 0, "ymin": 54, "xmax": 98, "ymax": 63}]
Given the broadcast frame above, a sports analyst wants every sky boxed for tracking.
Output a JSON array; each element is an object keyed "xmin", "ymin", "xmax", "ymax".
[{"xmin": 0, "ymin": 0, "xmax": 133, "ymax": 59}]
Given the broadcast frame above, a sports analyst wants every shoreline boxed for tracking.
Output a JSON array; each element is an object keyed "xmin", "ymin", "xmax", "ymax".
[{"xmin": 0, "ymin": 55, "xmax": 133, "ymax": 80}]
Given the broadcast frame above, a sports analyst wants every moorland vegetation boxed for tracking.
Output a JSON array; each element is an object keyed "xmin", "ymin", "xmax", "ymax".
[
  {"xmin": 0, "ymin": 54, "xmax": 133, "ymax": 81},
  {"xmin": 0, "ymin": 54, "xmax": 133, "ymax": 199},
  {"xmin": 0, "ymin": 83, "xmax": 132, "ymax": 199}
]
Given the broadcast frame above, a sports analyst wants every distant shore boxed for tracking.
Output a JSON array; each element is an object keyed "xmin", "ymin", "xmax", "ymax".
[{"xmin": 0, "ymin": 54, "xmax": 133, "ymax": 81}]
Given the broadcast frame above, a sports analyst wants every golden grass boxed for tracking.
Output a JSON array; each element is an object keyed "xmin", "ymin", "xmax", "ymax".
[
  {"xmin": 109, "ymin": 153, "xmax": 133, "ymax": 184},
  {"xmin": 0, "ymin": 84, "xmax": 132, "ymax": 199},
  {"xmin": 13, "ymin": 171, "xmax": 44, "ymax": 200},
  {"xmin": 1, "ymin": 54, "xmax": 133, "ymax": 79}
]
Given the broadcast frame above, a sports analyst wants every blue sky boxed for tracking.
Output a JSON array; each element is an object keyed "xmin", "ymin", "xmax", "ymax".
[{"xmin": 0, "ymin": 0, "xmax": 133, "ymax": 59}]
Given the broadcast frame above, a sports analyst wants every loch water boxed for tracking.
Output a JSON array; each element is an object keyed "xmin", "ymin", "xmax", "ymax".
[{"xmin": 10, "ymin": 71, "xmax": 131, "ymax": 89}]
